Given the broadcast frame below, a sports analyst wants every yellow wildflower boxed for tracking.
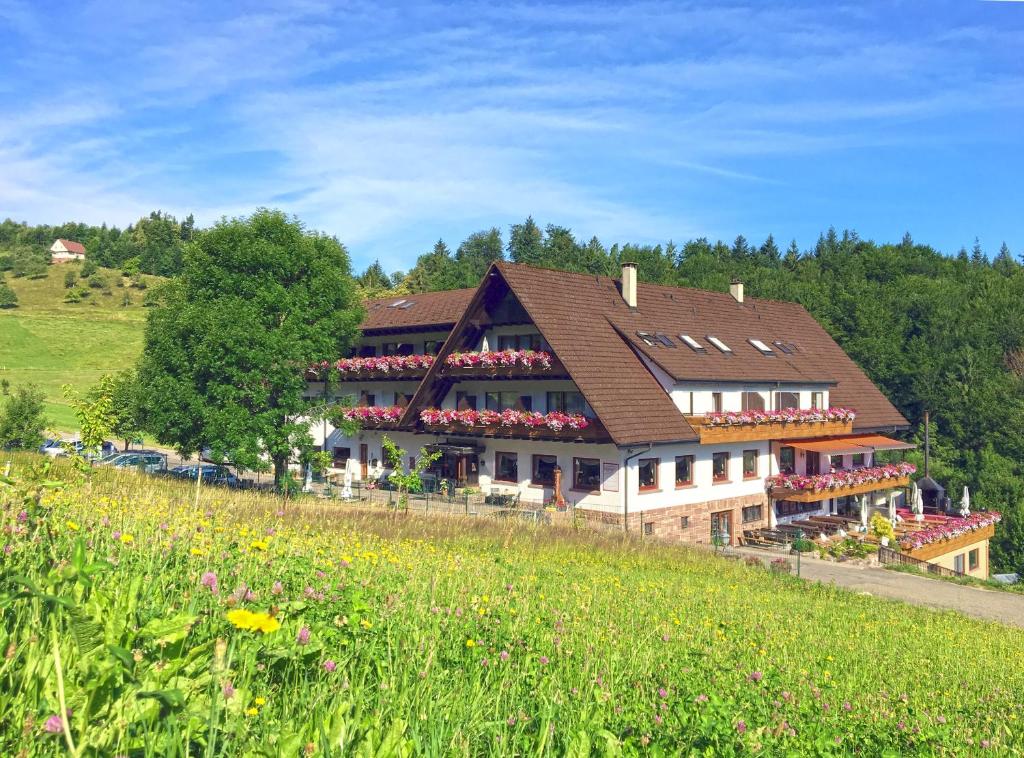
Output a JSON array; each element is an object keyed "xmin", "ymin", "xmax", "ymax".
[
  {"xmin": 120, "ymin": 533, "xmax": 134, "ymax": 544},
  {"xmin": 254, "ymin": 697, "xmax": 266, "ymax": 706},
  {"xmin": 245, "ymin": 707, "xmax": 259, "ymax": 716},
  {"xmin": 250, "ymin": 540, "xmax": 269, "ymax": 551},
  {"xmin": 66, "ymin": 520, "xmax": 79, "ymax": 531},
  {"xmin": 226, "ymin": 609, "xmax": 281, "ymax": 634},
  {"xmin": 465, "ymin": 639, "xmax": 475, "ymax": 648},
  {"xmin": 190, "ymin": 547, "xmax": 205, "ymax": 556},
  {"xmin": 360, "ymin": 618, "xmax": 373, "ymax": 629}
]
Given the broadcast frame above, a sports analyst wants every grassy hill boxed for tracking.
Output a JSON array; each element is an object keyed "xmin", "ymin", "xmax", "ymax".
[
  {"xmin": 2, "ymin": 457, "xmax": 1021, "ymax": 754},
  {"xmin": 0, "ymin": 262, "xmax": 159, "ymax": 430}
]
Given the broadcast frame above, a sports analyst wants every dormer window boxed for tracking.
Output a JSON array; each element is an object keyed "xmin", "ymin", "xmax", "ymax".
[
  {"xmin": 749, "ymin": 339, "xmax": 775, "ymax": 356},
  {"xmin": 680, "ymin": 335, "xmax": 707, "ymax": 354},
  {"xmin": 706, "ymin": 336, "xmax": 732, "ymax": 353}
]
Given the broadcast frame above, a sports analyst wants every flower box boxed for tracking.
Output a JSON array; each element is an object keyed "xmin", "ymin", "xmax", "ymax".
[
  {"xmin": 338, "ymin": 405, "xmax": 404, "ymax": 426},
  {"xmin": 308, "ymin": 355, "xmax": 434, "ymax": 381},
  {"xmin": 769, "ymin": 463, "xmax": 916, "ymax": 503},
  {"xmin": 686, "ymin": 408, "xmax": 856, "ymax": 442},
  {"xmin": 899, "ymin": 512, "xmax": 1001, "ymax": 554},
  {"xmin": 419, "ymin": 408, "xmax": 605, "ymax": 440},
  {"xmin": 441, "ymin": 350, "xmax": 566, "ymax": 378}
]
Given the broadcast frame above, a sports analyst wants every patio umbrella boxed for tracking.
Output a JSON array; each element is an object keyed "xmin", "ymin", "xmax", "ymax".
[
  {"xmin": 911, "ymin": 482, "xmax": 924, "ymax": 521},
  {"xmin": 341, "ymin": 458, "xmax": 354, "ymax": 500},
  {"xmin": 859, "ymin": 494, "xmax": 869, "ymax": 530},
  {"xmin": 768, "ymin": 502, "xmax": 777, "ymax": 529},
  {"xmin": 888, "ymin": 491, "xmax": 897, "ymax": 523},
  {"xmin": 960, "ymin": 486, "xmax": 971, "ymax": 518}
]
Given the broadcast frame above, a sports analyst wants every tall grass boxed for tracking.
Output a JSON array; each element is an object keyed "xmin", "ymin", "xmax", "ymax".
[{"xmin": 2, "ymin": 454, "xmax": 1022, "ymax": 755}]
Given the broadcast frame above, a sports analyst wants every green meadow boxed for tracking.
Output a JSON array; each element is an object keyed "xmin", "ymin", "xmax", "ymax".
[
  {"xmin": 2, "ymin": 456, "xmax": 1021, "ymax": 755},
  {"xmin": 0, "ymin": 264, "xmax": 155, "ymax": 431}
]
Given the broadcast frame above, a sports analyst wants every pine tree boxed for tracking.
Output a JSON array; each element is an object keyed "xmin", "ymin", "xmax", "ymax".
[
  {"xmin": 971, "ymin": 237, "xmax": 985, "ymax": 266},
  {"xmin": 455, "ymin": 228, "xmax": 503, "ymax": 286},
  {"xmin": 994, "ymin": 242, "xmax": 1016, "ymax": 276},
  {"xmin": 758, "ymin": 234, "xmax": 781, "ymax": 262},
  {"xmin": 507, "ymin": 217, "xmax": 544, "ymax": 265}
]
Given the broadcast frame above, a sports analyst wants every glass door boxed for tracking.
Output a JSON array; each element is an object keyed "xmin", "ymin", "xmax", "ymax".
[{"xmin": 711, "ymin": 510, "xmax": 732, "ymax": 545}]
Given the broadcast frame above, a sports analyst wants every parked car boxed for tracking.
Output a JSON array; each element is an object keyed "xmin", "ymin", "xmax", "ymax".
[
  {"xmin": 169, "ymin": 464, "xmax": 242, "ymax": 488},
  {"xmin": 40, "ymin": 439, "xmax": 117, "ymax": 459},
  {"xmin": 100, "ymin": 451, "xmax": 168, "ymax": 474}
]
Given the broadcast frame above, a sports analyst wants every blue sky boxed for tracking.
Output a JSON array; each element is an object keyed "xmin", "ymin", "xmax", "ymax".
[{"xmin": 1, "ymin": 1, "xmax": 1022, "ymax": 272}]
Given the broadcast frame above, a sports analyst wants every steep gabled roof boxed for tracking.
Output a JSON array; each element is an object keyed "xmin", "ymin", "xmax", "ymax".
[
  {"xmin": 495, "ymin": 262, "xmax": 907, "ymax": 434},
  {"xmin": 360, "ymin": 288, "xmax": 475, "ymax": 333},
  {"xmin": 55, "ymin": 239, "xmax": 86, "ymax": 255}
]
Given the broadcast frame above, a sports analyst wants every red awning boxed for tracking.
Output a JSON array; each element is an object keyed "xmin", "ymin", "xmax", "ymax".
[{"xmin": 785, "ymin": 435, "xmax": 915, "ymax": 455}]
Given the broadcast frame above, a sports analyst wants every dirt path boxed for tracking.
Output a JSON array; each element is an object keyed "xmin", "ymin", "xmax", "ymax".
[{"xmin": 732, "ymin": 547, "xmax": 1024, "ymax": 628}]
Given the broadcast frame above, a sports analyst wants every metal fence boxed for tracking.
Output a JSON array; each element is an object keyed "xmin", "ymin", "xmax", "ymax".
[{"xmin": 877, "ymin": 545, "xmax": 965, "ymax": 578}]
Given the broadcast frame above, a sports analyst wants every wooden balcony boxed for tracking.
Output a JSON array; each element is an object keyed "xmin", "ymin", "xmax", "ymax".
[
  {"xmin": 440, "ymin": 354, "xmax": 569, "ymax": 380},
  {"xmin": 420, "ymin": 418, "xmax": 609, "ymax": 443},
  {"xmin": 331, "ymin": 367, "xmax": 428, "ymax": 382},
  {"xmin": 686, "ymin": 416, "xmax": 854, "ymax": 443},
  {"xmin": 905, "ymin": 523, "xmax": 995, "ymax": 562},
  {"xmin": 771, "ymin": 474, "xmax": 910, "ymax": 503}
]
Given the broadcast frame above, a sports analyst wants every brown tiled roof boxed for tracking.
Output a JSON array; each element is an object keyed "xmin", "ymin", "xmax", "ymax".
[
  {"xmin": 55, "ymin": 239, "xmax": 86, "ymax": 255},
  {"xmin": 361, "ymin": 288, "xmax": 476, "ymax": 333},
  {"xmin": 495, "ymin": 262, "xmax": 907, "ymax": 438}
]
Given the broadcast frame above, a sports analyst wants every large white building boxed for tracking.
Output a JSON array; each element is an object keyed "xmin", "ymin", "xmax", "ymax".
[{"xmin": 307, "ymin": 261, "xmax": 913, "ymax": 545}]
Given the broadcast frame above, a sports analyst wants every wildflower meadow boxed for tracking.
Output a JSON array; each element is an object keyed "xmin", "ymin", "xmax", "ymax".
[{"xmin": 2, "ymin": 455, "xmax": 1022, "ymax": 756}]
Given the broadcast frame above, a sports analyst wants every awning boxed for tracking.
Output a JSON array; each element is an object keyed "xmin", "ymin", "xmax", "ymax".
[{"xmin": 785, "ymin": 434, "xmax": 915, "ymax": 455}]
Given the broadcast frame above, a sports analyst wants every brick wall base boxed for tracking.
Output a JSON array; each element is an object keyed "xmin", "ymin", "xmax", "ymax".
[{"xmin": 575, "ymin": 492, "xmax": 769, "ymax": 545}]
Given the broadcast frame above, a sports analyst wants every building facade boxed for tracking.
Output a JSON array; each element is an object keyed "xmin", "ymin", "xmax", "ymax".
[
  {"xmin": 308, "ymin": 261, "xmax": 917, "ymax": 547},
  {"xmin": 50, "ymin": 239, "xmax": 86, "ymax": 263}
]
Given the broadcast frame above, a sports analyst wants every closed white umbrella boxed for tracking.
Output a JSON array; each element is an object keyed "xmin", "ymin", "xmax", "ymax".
[
  {"xmin": 911, "ymin": 482, "xmax": 924, "ymax": 521},
  {"xmin": 960, "ymin": 486, "xmax": 971, "ymax": 518},
  {"xmin": 888, "ymin": 491, "xmax": 898, "ymax": 523},
  {"xmin": 859, "ymin": 494, "xmax": 869, "ymax": 530}
]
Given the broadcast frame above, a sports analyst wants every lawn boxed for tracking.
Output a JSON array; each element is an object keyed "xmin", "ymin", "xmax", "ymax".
[
  {"xmin": 0, "ymin": 264, "xmax": 156, "ymax": 430},
  {"xmin": 2, "ymin": 456, "xmax": 1022, "ymax": 755}
]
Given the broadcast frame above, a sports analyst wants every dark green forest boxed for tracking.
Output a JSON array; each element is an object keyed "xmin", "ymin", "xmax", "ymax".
[
  {"xmin": 370, "ymin": 219, "xmax": 1024, "ymax": 575},
  {"xmin": 6, "ymin": 211, "xmax": 1023, "ymax": 573}
]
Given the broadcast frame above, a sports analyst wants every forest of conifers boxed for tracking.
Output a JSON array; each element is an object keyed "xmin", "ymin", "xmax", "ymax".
[{"xmin": 4, "ymin": 213, "xmax": 1023, "ymax": 573}]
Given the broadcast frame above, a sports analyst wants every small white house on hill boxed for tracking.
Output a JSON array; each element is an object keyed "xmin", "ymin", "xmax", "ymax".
[{"xmin": 50, "ymin": 239, "xmax": 86, "ymax": 263}]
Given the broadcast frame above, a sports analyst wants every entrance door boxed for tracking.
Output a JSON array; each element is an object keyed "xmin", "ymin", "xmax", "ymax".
[
  {"xmin": 805, "ymin": 451, "xmax": 821, "ymax": 476},
  {"xmin": 711, "ymin": 510, "xmax": 733, "ymax": 545},
  {"xmin": 359, "ymin": 444, "xmax": 368, "ymax": 479},
  {"xmin": 456, "ymin": 453, "xmax": 479, "ymax": 487}
]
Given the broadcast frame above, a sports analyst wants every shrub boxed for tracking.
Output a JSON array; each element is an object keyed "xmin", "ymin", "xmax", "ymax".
[
  {"xmin": 0, "ymin": 282, "xmax": 17, "ymax": 308},
  {"xmin": 64, "ymin": 269, "xmax": 78, "ymax": 288},
  {"xmin": 791, "ymin": 538, "xmax": 815, "ymax": 552},
  {"xmin": 88, "ymin": 274, "xmax": 107, "ymax": 289},
  {"xmin": 81, "ymin": 259, "xmax": 98, "ymax": 278},
  {"xmin": 870, "ymin": 512, "xmax": 896, "ymax": 542}
]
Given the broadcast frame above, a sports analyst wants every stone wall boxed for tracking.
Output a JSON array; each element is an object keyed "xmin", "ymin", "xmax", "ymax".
[{"xmin": 576, "ymin": 492, "xmax": 769, "ymax": 545}]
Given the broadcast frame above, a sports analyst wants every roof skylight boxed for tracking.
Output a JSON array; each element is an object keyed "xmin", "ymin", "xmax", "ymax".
[
  {"xmin": 655, "ymin": 333, "xmax": 676, "ymax": 347},
  {"xmin": 679, "ymin": 334, "xmax": 707, "ymax": 354},
  {"xmin": 749, "ymin": 338, "xmax": 775, "ymax": 356},
  {"xmin": 706, "ymin": 335, "xmax": 732, "ymax": 353},
  {"xmin": 636, "ymin": 331, "xmax": 659, "ymax": 347},
  {"xmin": 773, "ymin": 340, "xmax": 797, "ymax": 354},
  {"xmin": 387, "ymin": 299, "xmax": 407, "ymax": 308}
]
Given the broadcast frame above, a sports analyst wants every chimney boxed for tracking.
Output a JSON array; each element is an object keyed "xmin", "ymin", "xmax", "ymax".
[
  {"xmin": 729, "ymin": 278, "xmax": 744, "ymax": 304},
  {"xmin": 621, "ymin": 262, "xmax": 637, "ymax": 308}
]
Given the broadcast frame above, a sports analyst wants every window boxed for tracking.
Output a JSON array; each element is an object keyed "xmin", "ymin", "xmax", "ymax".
[
  {"xmin": 680, "ymin": 335, "xmax": 707, "ymax": 353},
  {"xmin": 749, "ymin": 338, "xmax": 774, "ymax": 356},
  {"xmin": 494, "ymin": 452, "xmax": 518, "ymax": 483},
  {"xmin": 811, "ymin": 391, "xmax": 823, "ymax": 409},
  {"xmin": 655, "ymin": 333, "xmax": 676, "ymax": 347},
  {"xmin": 774, "ymin": 391, "xmax": 799, "ymax": 410},
  {"xmin": 969, "ymin": 549, "xmax": 979, "ymax": 571},
  {"xmin": 531, "ymin": 455, "xmax": 557, "ymax": 486},
  {"xmin": 643, "ymin": 522, "xmax": 654, "ymax": 536},
  {"xmin": 954, "ymin": 554, "xmax": 965, "ymax": 574},
  {"xmin": 706, "ymin": 335, "xmax": 732, "ymax": 353},
  {"xmin": 573, "ymin": 457, "xmax": 601, "ymax": 491},
  {"xmin": 680, "ymin": 516, "xmax": 690, "ymax": 529},
  {"xmin": 742, "ymin": 450, "xmax": 758, "ymax": 479},
  {"xmin": 497, "ymin": 333, "xmax": 543, "ymax": 351},
  {"xmin": 638, "ymin": 458, "xmax": 659, "ymax": 491},
  {"xmin": 332, "ymin": 446, "xmax": 351, "ymax": 467},
  {"xmin": 675, "ymin": 455, "xmax": 694, "ymax": 487},
  {"xmin": 852, "ymin": 453, "xmax": 865, "ymax": 467},
  {"xmin": 358, "ymin": 345, "xmax": 377, "ymax": 357},
  {"xmin": 711, "ymin": 392, "xmax": 723, "ymax": 413},
  {"xmin": 776, "ymin": 500, "xmax": 822, "ymax": 517},
  {"xmin": 547, "ymin": 391, "xmax": 589, "ymax": 415},
  {"xmin": 742, "ymin": 392, "xmax": 765, "ymax": 411},
  {"xmin": 779, "ymin": 446, "xmax": 795, "ymax": 474},
  {"xmin": 742, "ymin": 505, "xmax": 763, "ymax": 523},
  {"xmin": 358, "ymin": 392, "xmax": 376, "ymax": 407},
  {"xmin": 636, "ymin": 331, "xmax": 659, "ymax": 347},
  {"xmin": 424, "ymin": 340, "xmax": 444, "ymax": 355},
  {"xmin": 383, "ymin": 342, "xmax": 414, "ymax": 356},
  {"xmin": 773, "ymin": 340, "xmax": 796, "ymax": 354},
  {"xmin": 805, "ymin": 451, "xmax": 821, "ymax": 476},
  {"xmin": 486, "ymin": 392, "xmax": 532, "ymax": 411},
  {"xmin": 830, "ymin": 454, "xmax": 844, "ymax": 470},
  {"xmin": 713, "ymin": 452, "xmax": 730, "ymax": 482},
  {"xmin": 396, "ymin": 393, "xmax": 414, "ymax": 409},
  {"xmin": 455, "ymin": 392, "xmax": 477, "ymax": 410}
]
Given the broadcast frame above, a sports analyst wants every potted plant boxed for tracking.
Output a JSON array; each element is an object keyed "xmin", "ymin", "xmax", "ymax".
[{"xmin": 870, "ymin": 512, "xmax": 896, "ymax": 546}]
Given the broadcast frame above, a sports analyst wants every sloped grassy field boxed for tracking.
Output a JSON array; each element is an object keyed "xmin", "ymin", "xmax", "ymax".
[{"xmin": 2, "ymin": 457, "xmax": 1022, "ymax": 756}]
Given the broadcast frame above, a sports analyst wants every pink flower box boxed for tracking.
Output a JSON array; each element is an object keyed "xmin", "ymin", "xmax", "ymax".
[
  {"xmin": 419, "ymin": 407, "xmax": 588, "ymax": 432},
  {"xmin": 768, "ymin": 463, "xmax": 917, "ymax": 494},
  {"xmin": 444, "ymin": 349, "xmax": 553, "ymax": 370},
  {"xmin": 704, "ymin": 407, "xmax": 856, "ymax": 427}
]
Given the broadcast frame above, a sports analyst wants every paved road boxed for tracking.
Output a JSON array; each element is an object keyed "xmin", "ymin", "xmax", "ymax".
[{"xmin": 733, "ymin": 548, "xmax": 1024, "ymax": 628}]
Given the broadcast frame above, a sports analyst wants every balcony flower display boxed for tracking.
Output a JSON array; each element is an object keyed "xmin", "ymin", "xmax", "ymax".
[
  {"xmin": 767, "ymin": 462, "xmax": 916, "ymax": 494},
  {"xmin": 898, "ymin": 511, "xmax": 1002, "ymax": 551},
  {"xmin": 309, "ymin": 355, "xmax": 435, "ymax": 377},
  {"xmin": 703, "ymin": 407, "xmax": 856, "ymax": 427},
  {"xmin": 339, "ymin": 405, "xmax": 404, "ymax": 424},
  {"xmin": 444, "ymin": 349, "xmax": 553, "ymax": 370},
  {"xmin": 419, "ymin": 407, "xmax": 588, "ymax": 432}
]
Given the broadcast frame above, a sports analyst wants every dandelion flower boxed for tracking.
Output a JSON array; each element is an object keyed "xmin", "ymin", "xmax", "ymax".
[
  {"xmin": 226, "ymin": 609, "xmax": 280, "ymax": 634},
  {"xmin": 119, "ymin": 533, "xmax": 134, "ymax": 544},
  {"xmin": 254, "ymin": 697, "xmax": 266, "ymax": 706},
  {"xmin": 245, "ymin": 707, "xmax": 259, "ymax": 717},
  {"xmin": 465, "ymin": 639, "xmax": 475, "ymax": 648}
]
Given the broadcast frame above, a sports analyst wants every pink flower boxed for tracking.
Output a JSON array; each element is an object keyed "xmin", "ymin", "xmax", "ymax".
[
  {"xmin": 297, "ymin": 627, "xmax": 311, "ymax": 645},
  {"xmin": 499, "ymin": 650, "xmax": 510, "ymax": 661},
  {"xmin": 736, "ymin": 720, "xmax": 747, "ymax": 734},
  {"xmin": 539, "ymin": 656, "xmax": 549, "ymax": 665},
  {"xmin": 222, "ymin": 681, "xmax": 235, "ymax": 700},
  {"xmin": 323, "ymin": 659, "xmax": 337, "ymax": 672},
  {"xmin": 658, "ymin": 687, "xmax": 668, "ymax": 699},
  {"xmin": 201, "ymin": 572, "xmax": 219, "ymax": 594},
  {"xmin": 695, "ymin": 694, "xmax": 709, "ymax": 703},
  {"xmin": 43, "ymin": 714, "xmax": 65, "ymax": 733},
  {"xmin": 271, "ymin": 581, "xmax": 283, "ymax": 595},
  {"xmin": 747, "ymin": 671, "xmax": 763, "ymax": 683}
]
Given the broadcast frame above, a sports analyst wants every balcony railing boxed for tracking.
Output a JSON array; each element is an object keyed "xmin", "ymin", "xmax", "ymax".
[
  {"xmin": 418, "ymin": 408, "xmax": 607, "ymax": 441},
  {"xmin": 897, "ymin": 512, "xmax": 1000, "ymax": 560},
  {"xmin": 440, "ymin": 350, "xmax": 568, "ymax": 379},
  {"xmin": 686, "ymin": 408, "xmax": 856, "ymax": 443},
  {"xmin": 308, "ymin": 355, "xmax": 435, "ymax": 382},
  {"xmin": 337, "ymin": 405, "xmax": 404, "ymax": 427},
  {"xmin": 768, "ymin": 463, "xmax": 915, "ymax": 503}
]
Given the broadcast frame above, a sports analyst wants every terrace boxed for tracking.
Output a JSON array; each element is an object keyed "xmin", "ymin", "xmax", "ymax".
[
  {"xmin": 768, "ymin": 463, "xmax": 916, "ymax": 502},
  {"xmin": 685, "ymin": 408, "xmax": 856, "ymax": 443}
]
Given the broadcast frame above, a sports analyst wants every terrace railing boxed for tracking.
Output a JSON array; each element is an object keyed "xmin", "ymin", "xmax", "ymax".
[{"xmin": 878, "ymin": 545, "xmax": 965, "ymax": 578}]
